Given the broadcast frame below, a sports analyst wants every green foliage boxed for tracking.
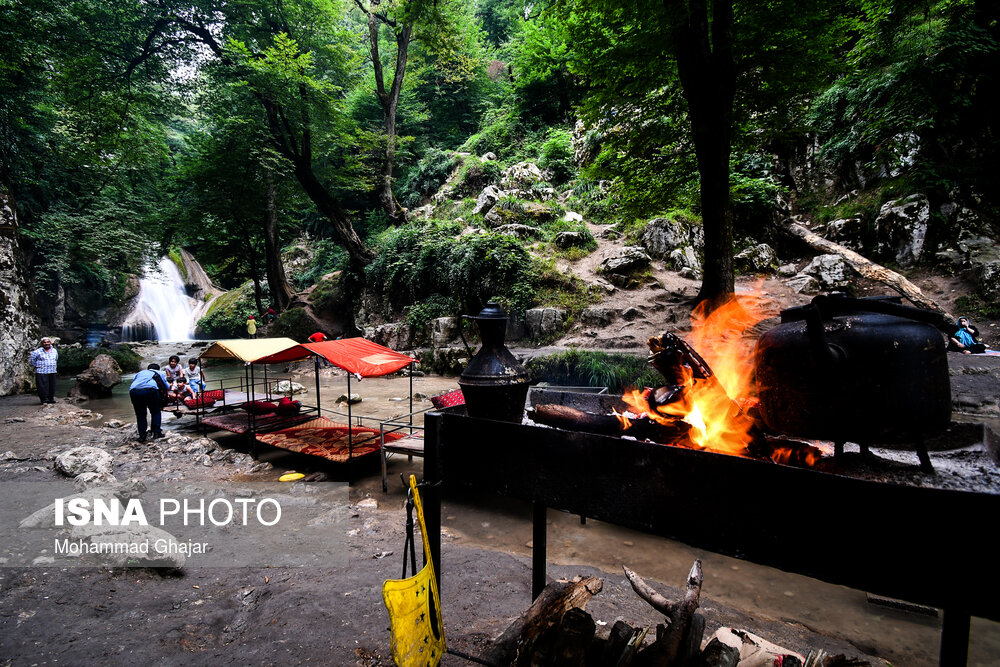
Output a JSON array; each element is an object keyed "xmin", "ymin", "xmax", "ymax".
[
  {"xmin": 405, "ymin": 294, "xmax": 456, "ymax": 329},
  {"xmin": 454, "ymin": 156, "xmax": 502, "ymax": 196},
  {"xmin": 293, "ymin": 239, "xmax": 350, "ymax": 291},
  {"xmin": 955, "ymin": 295, "xmax": 1000, "ymax": 321},
  {"xmin": 196, "ymin": 286, "xmax": 258, "ymax": 339},
  {"xmin": 308, "ymin": 272, "xmax": 347, "ymax": 316},
  {"xmin": 167, "ymin": 248, "xmax": 188, "ymax": 281},
  {"xmin": 494, "ymin": 195, "xmax": 525, "ymax": 214},
  {"xmin": 461, "ymin": 104, "xmax": 523, "ymax": 157},
  {"xmin": 58, "ymin": 345, "xmax": 142, "ymax": 375},
  {"xmin": 397, "ymin": 148, "xmax": 457, "ymax": 208},
  {"xmin": 537, "ymin": 128, "xmax": 574, "ymax": 185},
  {"xmin": 268, "ymin": 307, "xmax": 316, "ymax": 342},
  {"xmin": 525, "ymin": 349, "xmax": 660, "ymax": 392},
  {"xmin": 365, "ymin": 221, "xmax": 538, "ymax": 318}
]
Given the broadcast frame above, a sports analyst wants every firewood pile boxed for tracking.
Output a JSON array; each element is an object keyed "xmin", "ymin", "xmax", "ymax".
[{"xmin": 475, "ymin": 560, "xmax": 870, "ymax": 667}]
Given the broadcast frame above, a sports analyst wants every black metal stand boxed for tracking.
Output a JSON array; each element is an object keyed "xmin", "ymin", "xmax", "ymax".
[
  {"xmin": 532, "ymin": 503, "xmax": 547, "ymax": 600},
  {"xmin": 941, "ymin": 609, "xmax": 970, "ymax": 666}
]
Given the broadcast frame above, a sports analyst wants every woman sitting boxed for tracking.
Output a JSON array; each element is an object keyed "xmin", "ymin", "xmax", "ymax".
[{"xmin": 949, "ymin": 317, "xmax": 986, "ymax": 354}]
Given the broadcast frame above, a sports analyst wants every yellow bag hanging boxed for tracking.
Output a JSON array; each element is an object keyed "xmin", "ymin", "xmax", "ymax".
[{"xmin": 383, "ymin": 475, "xmax": 446, "ymax": 666}]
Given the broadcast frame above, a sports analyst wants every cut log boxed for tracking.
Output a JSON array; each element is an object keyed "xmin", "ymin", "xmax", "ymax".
[
  {"xmin": 778, "ymin": 217, "xmax": 955, "ymax": 324},
  {"xmin": 481, "ymin": 576, "xmax": 603, "ymax": 666},
  {"xmin": 528, "ymin": 404, "xmax": 692, "ymax": 444}
]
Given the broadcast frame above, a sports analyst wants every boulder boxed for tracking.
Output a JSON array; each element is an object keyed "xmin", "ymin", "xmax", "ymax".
[
  {"xmin": 668, "ymin": 247, "xmax": 702, "ymax": 279},
  {"xmin": 875, "ymin": 194, "xmax": 930, "ymax": 267},
  {"xmin": 784, "ymin": 274, "xmax": 821, "ymax": 294},
  {"xmin": 495, "ymin": 224, "xmax": 542, "ymax": 240},
  {"xmin": 363, "ymin": 322, "xmax": 414, "ymax": 350},
  {"xmin": 55, "ymin": 446, "xmax": 114, "ymax": 477},
  {"xmin": 641, "ymin": 216, "xmax": 701, "ymax": 259},
  {"xmin": 522, "ymin": 202, "xmax": 557, "ymax": 223},
  {"xmin": 977, "ymin": 261, "xmax": 1000, "ymax": 301},
  {"xmin": 431, "ymin": 317, "xmax": 460, "ymax": 348},
  {"xmin": 501, "ymin": 162, "xmax": 545, "ymax": 190},
  {"xmin": 0, "ymin": 187, "xmax": 41, "ymax": 397},
  {"xmin": 598, "ymin": 247, "xmax": 651, "ymax": 275},
  {"xmin": 272, "ymin": 380, "xmax": 307, "ymax": 395},
  {"xmin": 525, "ymin": 308, "xmax": 567, "ymax": 340},
  {"xmin": 336, "ymin": 393, "xmax": 362, "ymax": 405},
  {"xmin": 563, "ymin": 211, "xmax": 583, "ymax": 223},
  {"xmin": 824, "ymin": 217, "xmax": 866, "ymax": 251},
  {"xmin": 483, "ymin": 206, "xmax": 522, "ymax": 228},
  {"xmin": 588, "ymin": 278, "xmax": 616, "ymax": 294},
  {"xmin": 554, "ymin": 231, "xmax": 590, "ymax": 249},
  {"xmin": 800, "ymin": 254, "xmax": 851, "ymax": 290},
  {"xmin": 581, "ymin": 307, "xmax": 618, "ymax": 327},
  {"xmin": 734, "ymin": 243, "xmax": 778, "ymax": 274},
  {"xmin": 473, "ymin": 185, "xmax": 503, "ymax": 215},
  {"xmin": 481, "ymin": 152, "xmax": 497, "ymax": 161}
]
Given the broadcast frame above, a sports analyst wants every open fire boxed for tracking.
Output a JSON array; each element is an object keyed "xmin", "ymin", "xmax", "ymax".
[{"xmin": 530, "ymin": 291, "xmax": 830, "ymax": 467}]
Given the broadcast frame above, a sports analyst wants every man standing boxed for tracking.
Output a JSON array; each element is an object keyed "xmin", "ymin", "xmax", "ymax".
[
  {"xmin": 129, "ymin": 363, "xmax": 169, "ymax": 442},
  {"xmin": 28, "ymin": 337, "xmax": 58, "ymax": 404}
]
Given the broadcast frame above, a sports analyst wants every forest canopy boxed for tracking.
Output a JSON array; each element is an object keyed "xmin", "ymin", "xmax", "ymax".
[{"xmin": 2, "ymin": 0, "xmax": 997, "ymax": 330}]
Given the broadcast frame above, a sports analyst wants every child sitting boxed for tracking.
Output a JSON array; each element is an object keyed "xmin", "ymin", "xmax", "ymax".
[{"xmin": 167, "ymin": 376, "xmax": 197, "ymax": 405}]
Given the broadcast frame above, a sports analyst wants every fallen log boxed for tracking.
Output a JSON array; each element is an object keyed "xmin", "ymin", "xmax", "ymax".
[
  {"xmin": 778, "ymin": 217, "xmax": 955, "ymax": 324},
  {"xmin": 480, "ymin": 576, "xmax": 603, "ymax": 666}
]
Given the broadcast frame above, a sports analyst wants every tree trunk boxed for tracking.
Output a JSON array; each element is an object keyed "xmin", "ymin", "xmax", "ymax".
[
  {"xmin": 293, "ymin": 160, "xmax": 376, "ymax": 268},
  {"xmin": 263, "ymin": 170, "xmax": 294, "ymax": 311},
  {"xmin": 669, "ymin": 0, "xmax": 737, "ymax": 311},
  {"xmin": 365, "ymin": 11, "xmax": 410, "ymax": 225}
]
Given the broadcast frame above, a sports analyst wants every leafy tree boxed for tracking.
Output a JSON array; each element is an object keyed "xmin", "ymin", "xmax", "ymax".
[{"xmin": 561, "ymin": 0, "xmax": 845, "ymax": 308}]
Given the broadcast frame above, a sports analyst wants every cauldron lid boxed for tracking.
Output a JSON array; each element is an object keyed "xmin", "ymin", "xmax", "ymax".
[{"xmin": 468, "ymin": 302, "xmax": 508, "ymax": 320}]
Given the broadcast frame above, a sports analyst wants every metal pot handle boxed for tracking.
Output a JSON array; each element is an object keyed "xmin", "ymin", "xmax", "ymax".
[{"xmin": 812, "ymin": 295, "xmax": 951, "ymax": 331}]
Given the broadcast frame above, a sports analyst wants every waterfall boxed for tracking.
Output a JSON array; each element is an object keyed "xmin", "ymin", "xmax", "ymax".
[{"xmin": 121, "ymin": 257, "xmax": 209, "ymax": 342}]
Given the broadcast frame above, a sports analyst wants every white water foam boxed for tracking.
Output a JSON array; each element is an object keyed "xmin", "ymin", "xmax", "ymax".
[{"xmin": 122, "ymin": 257, "xmax": 208, "ymax": 342}]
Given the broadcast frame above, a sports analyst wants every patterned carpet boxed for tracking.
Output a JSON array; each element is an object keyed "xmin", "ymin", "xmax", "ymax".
[{"xmin": 256, "ymin": 416, "xmax": 404, "ymax": 463}]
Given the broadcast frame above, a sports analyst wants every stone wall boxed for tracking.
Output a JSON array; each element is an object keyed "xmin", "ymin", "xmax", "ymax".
[{"xmin": 0, "ymin": 187, "xmax": 41, "ymax": 395}]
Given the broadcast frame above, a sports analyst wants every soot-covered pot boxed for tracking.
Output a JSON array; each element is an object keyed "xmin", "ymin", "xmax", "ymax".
[
  {"xmin": 458, "ymin": 303, "xmax": 531, "ymax": 423},
  {"xmin": 754, "ymin": 294, "xmax": 951, "ymax": 444}
]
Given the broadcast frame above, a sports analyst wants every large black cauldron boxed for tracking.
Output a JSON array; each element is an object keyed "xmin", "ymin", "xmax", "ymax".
[
  {"xmin": 458, "ymin": 303, "xmax": 531, "ymax": 423},
  {"xmin": 754, "ymin": 294, "xmax": 951, "ymax": 444}
]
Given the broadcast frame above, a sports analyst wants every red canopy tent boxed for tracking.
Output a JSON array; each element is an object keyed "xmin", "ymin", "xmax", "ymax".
[{"xmin": 254, "ymin": 338, "xmax": 418, "ymax": 471}]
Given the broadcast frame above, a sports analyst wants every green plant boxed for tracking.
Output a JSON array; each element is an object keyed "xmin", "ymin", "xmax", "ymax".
[
  {"xmin": 955, "ymin": 295, "xmax": 1000, "ymax": 320},
  {"xmin": 405, "ymin": 294, "xmax": 456, "ymax": 329},
  {"xmin": 538, "ymin": 128, "xmax": 574, "ymax": 185},
  {"xmin": 196, "ymin": 285, "xmax": 258, "ymax": 338},
  {"xmin": 525, "ymin": 349, "xmax": 660, "ymax": 392},
  {"xmin": 494, "ymin": 195, "xmax": 525, "ymax": 214},
  {"xmin": 397, "ymin": 147, "xmax": 457, "ymax": 208},
  {"xmin": 269, "ymin": 307, "xmax": 316, "ymax": 342},
  {"xmin": 167, "ymin": 248, "xmax": 188, "ymax": 281},
  {"xmin": 455, "ymin": 156, "xmax": 502, "ymax": 196}
]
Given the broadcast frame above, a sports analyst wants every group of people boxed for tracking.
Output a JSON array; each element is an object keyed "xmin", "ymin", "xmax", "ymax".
[
  {"xmin": 128, "ymin": 355, "xmax": 207, "ymax": 442},
  {"xmin": 246, "ymin": 307, "xmax": 278, "ymax": 339}
]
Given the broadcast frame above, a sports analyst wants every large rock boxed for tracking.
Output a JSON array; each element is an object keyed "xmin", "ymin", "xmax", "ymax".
[
  {"xmin": 581, "ymin": 307, "xmax": 618, "ymax": 327},
  {"xmin": 272, "ymin": 380, "xmax": 307, "ymax": 395},
  {"xmin": 73, "ymin": 354, "xmax": 122, "ymax": 398},
  {"xmin": 501, "ymin": 162, "xmax": 545, "ymax": 190},
  {"xmin": 55, "ymin": 446, "xmax": 114, "ymax": 477},
  {"xmin": 800, "ymin": 254, "xmax": 851, "ymax": 290},
  {"xmin": 641, "ymin": 216, "xmax": 702, "ymax": 259},
  {"xmin": 525, "ymin": 308, "xmax": 567, "ymax": 340},
  {"xmin": 554, "ymin": 231, "xmax": 590, "ymax": 249},
  {"xmin": 875, "ymin": 194, "xmax": 930, "ymax": 267},
  {"xmin": 598, "ymin": 247, "xmax": 651, "ymax": 275},
  {"xmin": 363, "ymin": 322, "xmax": 414, "ymax": 350},
  {"xmin": 0, "ymin": 187, "xmax": 41, "ymax": 396},
  {"xmin": 668, "ymin": 247, "xmax": 702, "ymax": 280},
  {"xmin": 473, "ymin": 185, "xmax": 502, "ymax": 215},
  {"xmin": 823, "ymin": 217, "xmax": 866, "ymax": 251},
  {"xmin": 431, "ymin": 317, "xmax": 461, "ymax": 348},
  {"xmin": 734, "ymin": 243, "xmax": 778, "ymax": 274},
  {"xmin": 522, "ymin": 202, "xmax": 557, "ymax": 224},
  {"xmin": 495, "ymin": 224, "xmax": 542, "ymax": 240}
]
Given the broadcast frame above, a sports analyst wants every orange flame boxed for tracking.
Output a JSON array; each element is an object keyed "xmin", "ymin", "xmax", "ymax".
[{"xmin": 624, "ymin": 287, "xmax": 770, "ymax": 455}]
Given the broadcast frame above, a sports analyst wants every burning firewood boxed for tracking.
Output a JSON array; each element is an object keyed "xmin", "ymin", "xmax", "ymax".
[{"xmin": 527, "ymin": 404, "xmax": 691, "ymax": 444}]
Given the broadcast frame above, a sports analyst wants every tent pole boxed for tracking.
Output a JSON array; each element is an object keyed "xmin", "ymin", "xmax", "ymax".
[
  {"xmin": 263, "ymin": 363, "xmax": 269, "ymax": 400},
  {"xmin": 347, "ymin": 373, "xmax": 353, "ymax": 484},
  {"xmin": 409, "ymin": 361, "xmax": 414, "ymax": 433},
  {"xmin": 314, "ymin": 356, "xmax": 322, "ymax": 417},
  {"xmin": 249, "ymin": 362, "xmax": 257, "ymax": 456}
]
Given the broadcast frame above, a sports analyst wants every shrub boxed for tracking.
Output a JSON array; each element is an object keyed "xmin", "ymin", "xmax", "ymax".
[
  {"xmin": 538, "ymin": 128, "xmax": 574, "ymax": 185},
  {"xmin": 196, "ymin": 286, "xmax": 258, "ymax": 339},
  {"xmin": 292, "ymin": 239, "xmax": 349, "ymax": 291},
  {"xmin": 366, "ymin": 222, "xmax": 538, "ymax": 318},
  {"xmin": 455, "ymin": 157, "xmax": 502, "ymax": 196},
  {"xmin": 525, "ymin": 349, "xmax": 661, "ymax": 392},
  {"xmin": 397, "ymin": 148, "xmax": 457, "ymax": 208},
  {"xmin": 58, "ymin": 345, "xmax": 142, "ymax": 375},
  {"xmin": 269, "ymin": 307, "xmax": 316, "ymax": 342}
]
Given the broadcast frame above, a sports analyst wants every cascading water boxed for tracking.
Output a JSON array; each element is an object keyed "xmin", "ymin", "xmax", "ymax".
[{"xmin": 121, "ymin": 257, "xmax": 208, "ymax": 342}]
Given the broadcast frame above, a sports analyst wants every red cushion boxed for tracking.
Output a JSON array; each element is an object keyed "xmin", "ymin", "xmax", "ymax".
[
  {"xmin": 200, "ymin": 390, "xmax": 225, "ymax": 401},
  {"xmin": 430, "ymin": 389, "xmax": 465, "ymax": 409},
  {"xmin": 185, "ymin": 397, "xmax": 216, "ymax": 409},
  {"xmin": 275, "ymin": 398, "xmax": 302, "ymax": 416},
  {"xmin": 244, "ymin": 400, "xmax": 278, "ymax": 415}
]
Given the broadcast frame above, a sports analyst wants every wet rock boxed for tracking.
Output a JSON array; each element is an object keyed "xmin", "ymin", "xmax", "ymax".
[
  {"xmin": 525, "ymin": 308, "xmax": 567, "ymax": 340},
  {"xmin": 598, "ymin": 247, "xmax": 651, "ymax": 275},
  {"xmin": 337, "ymin": 393, "xmax": 362, "ymax": 405},
  {"xmin": 875, "ymin": 194, "xmax": 930, "ymax": 267},
  {"xmin": 271, "ymin": 380, "xmax": 307, "ymax": 395},
  {"xmin": 734, "ymin": 243, "xmax": 778, "ymax": 274},
  {"xmin": 73, "ymin": 471, "xmax": 119, "ymax": 491},
  {"xmin": 55, "ymin": 446, "xmax": 113, "ymax": 477},
  {"xmin": 71, "ymin": 354, "xmax": 122, "ymax": 398},
  {"xmin": 103, "ymin": 420, "xmax": 124, "ymax": 428}
]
